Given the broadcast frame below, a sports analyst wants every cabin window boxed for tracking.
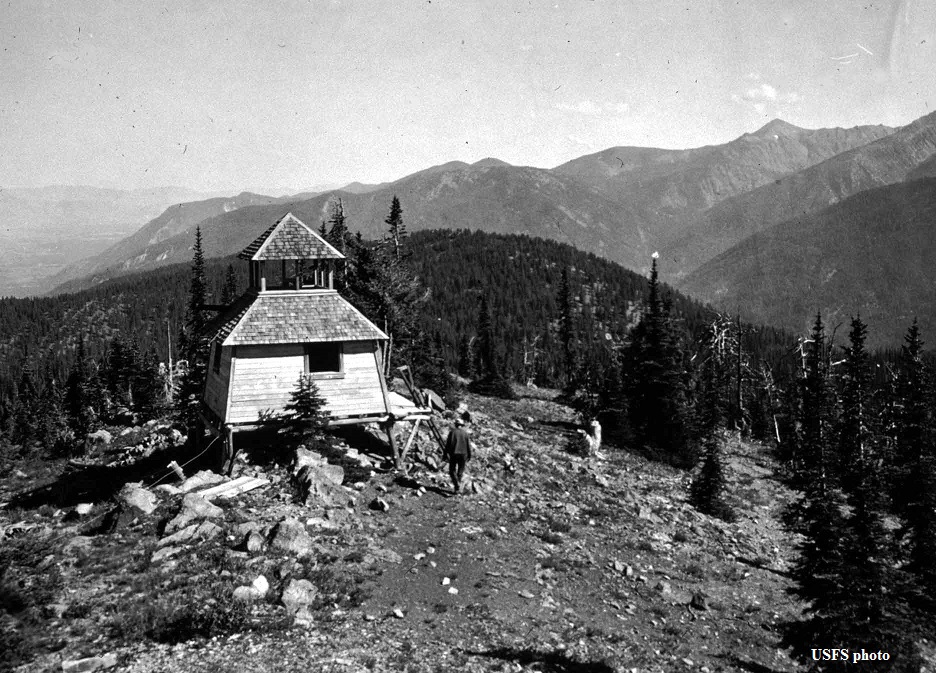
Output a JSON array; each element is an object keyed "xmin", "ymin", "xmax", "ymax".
[
  {"xmin": 212, "ymin": 341, "xmax": 223, "ymax": 374},
  {"xmin": 304, "ymin": 342, "xmax": 343, "ymax": 377}
]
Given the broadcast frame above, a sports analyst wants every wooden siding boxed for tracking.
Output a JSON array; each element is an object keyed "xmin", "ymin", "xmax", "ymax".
[
  {"xmin": 204, "ymin": 343, "xmax": 233, "ymax": 420},
  {"xmin": 226, "ymin": 341, "xmax": 387, "ymax": 424}
]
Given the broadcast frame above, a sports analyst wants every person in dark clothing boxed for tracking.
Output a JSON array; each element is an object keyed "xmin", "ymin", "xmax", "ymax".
[{"xmin": 444, "ymin": 418, "xmax": 472, "ymax": 495}]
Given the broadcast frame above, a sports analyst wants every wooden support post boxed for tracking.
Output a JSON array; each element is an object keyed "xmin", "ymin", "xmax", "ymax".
[
  {"xmin": 399, "ymin": 419, "xmax": 422, "ymax": 471},
  {"xmin": 221, "ymin": 425, "xmax": 237, "ymax": 475},
  {"xmin": 328, "ymin": 261, "xmax": 334, "ymax": 290},
  {"xmin": 384, "ymin": 420, "xmax": 400, "ymax": 469}
]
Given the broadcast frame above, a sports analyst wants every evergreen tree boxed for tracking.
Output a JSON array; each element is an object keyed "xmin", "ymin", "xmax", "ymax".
[
  {"xmin": 893, "ymin": 320, "xmax": 936, "ymax": 588},
  {"xmin": 690, "ymin": 323, "xmax": 734, "ymax": 520},
  {"xmin": 220, "ymin": 264, "xmax": 238, "ymax": 305},
  {"xmin": 345, "ymin": 197, "xmax": 424, "ymax": 371},
  {"xmin": 469, "ymin": 296, "xmax": 515, "ymax": 399},
  {"xmin": 65, "ymin": 338, "xmax": 98, "ymax": 444},
  {"xmin": 327, "ymin": 198, "xmax": 349, "ymax": 255},
  {"xmin": 623, "ymin": 255, "xmax": 693, "ymax": 466},
  {"xmin": 384, "ymin": 195, "xmax": 407, "ymax": 261},
  {"xmin": 12, "ymin": 367, "xmax": 38, "ymax": 447},
  {"xmin": 281, "ymin": 374, "xmax": 332, "ymax": 451},
  {"xmin": 558, "ymin": 267, "xmax": 576, "ymax": 386},
  {"xmin": 178, "ymin": 227, "xmax": 210, "ymax": 431},
  {"xmin": 37, "ymin": 367, "xmax": 70, "ymax": 454}
]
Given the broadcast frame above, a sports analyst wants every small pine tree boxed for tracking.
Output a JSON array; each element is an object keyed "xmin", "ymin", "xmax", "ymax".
[
  {"xmin": 690, "ymin": 328, "xmax": 733, "ymax": 521},
  {"xmin": 281, "ymin": 374, "xmax": 332, "ymax": 450},
  {"xmin": 558, "ymin": 266, "xmax": 576, "ymax": 387}
]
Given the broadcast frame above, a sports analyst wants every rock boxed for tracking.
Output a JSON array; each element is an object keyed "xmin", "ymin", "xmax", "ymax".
[
  {"xmin": 61, "ymin": 653, "xmax": 118, "ymax": 672},
  {"xmin": 150, "ymin": 546, "xmax": 182, "ymax": 564},
  {"xmin": 233, "ymin": 585, "xmax": 264, "ymax": 602},
  {"xmin": 179, "ymin": 470, "xmax": 226, "ymax": 493},
  {"xmin": 293, "ymin": 447, "xmax": 327, "ymax": 474},
  {"xmin": 518, "ymin": 590, "xmax": 535, "ymax": 599},
  {"xmin": 392, "ymin": 608, "xmax": 405, "ymax": 619},
  {"xmin": 364, "ymin": 545, "xmax": 402, "ymax": 564},
  {"xmin": 154, "ymin": 484, "xmax": 182, "ymax": 496},
  {"xmin": 369, "ymin": 497, "xmax": 390, "ymax": 512},
  {"xmin": 165, "ymin": 493, "xmax": 223, "ymax": 533},
  {"xmin": 85, "ymin": 429, "xmax": 113, "ymax": 449},
  {"xmin": 75, "ymin": 503, "xmax": 93, "ymax": 516},
  {"xmin": 117, "ymin": 483, "xmax": 158, "ymax": 516},
  {"xmin": 281, "ymin": 578, "xmax": 318, "ymax": 615},
  {"xmin": 654, "ymin": 580, "xmax": 673, "ymax": 598},
  {"xmin": 62, "ymin": 536, "xmax": 94, "ymax": 557},
  {"xmin": 243, "ymin": 530, "xmax": 266, "ymax": 553},
  {"xmin": 252, "ymin": 575, "xmax": 269, "ymax": 595},
  {"xmin": 268, "ymin": 519, "xmax": 314, "ymax": 557},
  {"xmin": 14, "ymin": 469, "xmax": 28, "ymax": 478},
  {"xmin": 294, "ymin": 464, "xmax": 352, "ymax": 508},
  {"xmin": 690, "ymin": 591, "xmax": 709, "ymax": 611},
  {"xmin": 170, "ymin": 429, "xmax": 185, "ymax": 446},
  {"xmin": 158, "ymin": 521, "xmax": 223, "ymax": 547}
]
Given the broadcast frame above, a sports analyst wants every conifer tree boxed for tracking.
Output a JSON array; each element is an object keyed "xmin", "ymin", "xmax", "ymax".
[
  {"xmin": 327, "ymin": 198, "xmax": 348, "ymax": 255},
  {"xmin": 690, "ymin": 321, "xmax": 734, "ymax": 520},
  {"xmin": 178, "ymin": 226, "xmax": 209, "ymax": 430},
  {"xmin": 220, "ymin": 264, "xmax": 238, "ymax": 305},
  {"xmin": 282, "ymin": 374, "xmax": 332, "ymax": 451},
  {"xmin": 37, "ymin": 367, "xmax": 70, "ymax": 454},
  {"xmin": 384, "ymin": 195, "xmax": 406, "ymax": 261},
  {"xmin": 623, "ymin": 254, "xmax": 692, "ymax": 466},
  {"xmin": 65, "ymin": 338, "xmax": 98, "ymax": 443},
  {"xmin": 12, "ymin": 367, "xmax": 38, "ymax": 447},
  {"xmin": 469, "ymin": 296, "xmax": 515, "ymax": 399},
  {"xmin": 558, "ymin": 267, "xmax": 576, "ymax": 386},
  {"xmin": 893, "ymin": 320, "xmax": 936, "ymax": 589}
]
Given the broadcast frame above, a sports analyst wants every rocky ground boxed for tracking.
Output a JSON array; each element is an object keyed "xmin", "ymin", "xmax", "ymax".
[{"xmin": 0, "ymin": 388, "xmax": 830, "ymax": 672}]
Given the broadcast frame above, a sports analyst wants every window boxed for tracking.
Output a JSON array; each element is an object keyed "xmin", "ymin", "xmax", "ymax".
[{"xmin": 304, "ymin": 342, "xmax": 343, "ymax": 377}]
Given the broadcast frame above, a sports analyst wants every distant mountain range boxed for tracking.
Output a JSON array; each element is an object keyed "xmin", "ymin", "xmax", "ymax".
[
  {"xmin": 33, "ymin": 111, "xmax": 936, "ymax": 346},
  {"xmin": 680, "ymin": 176, "xmax": 936, "ymax": 347}
]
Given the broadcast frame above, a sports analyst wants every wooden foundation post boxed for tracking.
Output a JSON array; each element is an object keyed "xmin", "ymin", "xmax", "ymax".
[
  {"xmin": 221, "ymin": 425, "xmax": 237, "ymax": 475},
  {"xmin": 399, "ymin": 419, "xmax": 422, "ymax": 472},
  {"xmin": 384, "ymin": 420, "xmax": 400, "ymax": 469}
]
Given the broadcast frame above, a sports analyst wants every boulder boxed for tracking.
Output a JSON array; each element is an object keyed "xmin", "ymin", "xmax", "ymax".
[
  {"xmin": 61, "ymin": 653, "xmax": 118, "ymax": 672},
  {"xmin": 117, "ymin": 483, "xmax": 158, "ymax": 516},
  {"xmin": 85, "ymin": 429, "xmax": 113, "ymax": 449},
  {"xmin": 74, "ymin": 503, "xmax": 93, "ymax": 516},
  {"xmin": 150, "ymin": 546, "xmax": 182, "ymax": 564},
  {"xmin": 369, "ymin": 497, "xmax": 390, "ymax": 512},
  {"xmin": 179, "ymin": 470, "xmax": 226, "ymax": 493},
  {"xmin": 233, "ymin": 575, "xmax": 269, "ymax": 602},
  {"xmin": 281, "ymin": 578, "xmax": 318, "ymax": 615},
  {"xmin": 293, "ymin": 447, "xmax": 327, "ymax": 475},
  {"xmin": 158, "ymin": 521, "xmax": 223, "ymax": 547},
  {"xmin": 164, "ymin": 493, "xmax": 223, "ymax": 534},
  {"xmin": 294, "ymin": 465, "xmax": 352, "ymax": 508},
  {"xmin": 243, "ymin": 530, "xmax": 266, "ymax": 553},
  {"xmin": 268, "ymin": 519, "xmax": 314, "ymax": 557}
]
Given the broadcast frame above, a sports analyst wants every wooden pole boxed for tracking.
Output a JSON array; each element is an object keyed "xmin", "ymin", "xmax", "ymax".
[
  {"xmin": 399, "ymin": 419, "xmax": 422, "ymax": 471},
  {"xmin": 384, "ymin": 420, "xmax": 400, "ymax": 468}
]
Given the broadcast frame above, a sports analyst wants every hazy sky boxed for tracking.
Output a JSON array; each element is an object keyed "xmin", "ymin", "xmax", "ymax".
[{"xmin": 2, "ymin": 0, "xmax": 935, "ymax": 192}]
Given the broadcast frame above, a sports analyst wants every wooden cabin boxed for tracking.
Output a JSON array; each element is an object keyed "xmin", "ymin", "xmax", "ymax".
[{"xmin": 202, "ymin": 212, "xmax": 392, "ymax": 468}]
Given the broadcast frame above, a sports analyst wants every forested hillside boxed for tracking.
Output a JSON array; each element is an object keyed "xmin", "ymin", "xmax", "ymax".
[{"xmin": 0, "ymin": 228, "xmax": 795, "ymax": 435}]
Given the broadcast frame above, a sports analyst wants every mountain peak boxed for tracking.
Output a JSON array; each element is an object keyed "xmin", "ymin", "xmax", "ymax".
[
  {"xmin": 750, "ymin": 118, "xmax": 804, "ymax": 138},
  {"xmin": 472, "ymin": 157, "xmax": 512, "ymax": 168}
]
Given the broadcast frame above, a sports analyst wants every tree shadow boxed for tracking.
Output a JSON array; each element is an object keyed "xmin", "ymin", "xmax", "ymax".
[
  {"xmin": 735, "ymin": 555, "xmax": 793, "ymax": 579},
  {"xmin": 461, "ymin": 646, "xmax": 615, "ymax": 673},
  {"xmin": 7, "ymin": 443, "xmax": 214, "ymax": 510}
]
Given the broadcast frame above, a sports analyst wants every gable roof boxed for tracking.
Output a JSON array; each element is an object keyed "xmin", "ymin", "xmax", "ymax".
[
  {"xmin": 213, "ymin": 290, "xmax": 388, "ymax": 346},
  {"xmin": 238, "ymin": 212, "xmax": 345, "ymax": 261}
]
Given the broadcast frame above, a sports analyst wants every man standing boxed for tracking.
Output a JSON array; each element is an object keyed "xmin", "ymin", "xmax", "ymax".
[{"xmin": 444, "ymin": 417, "xmax": 472, "ymax": 495}]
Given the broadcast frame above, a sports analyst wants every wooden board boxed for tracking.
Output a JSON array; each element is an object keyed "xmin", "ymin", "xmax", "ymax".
[{"xmin": 197, "ymin": 476, "xmax": 270, "ymax": 500}]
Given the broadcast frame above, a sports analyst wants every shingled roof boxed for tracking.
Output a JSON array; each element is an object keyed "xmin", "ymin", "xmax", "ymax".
[
  {"xmin": 213, "ymin": 290, "xmax": 388, "ymax": 346},
  {"xmin": 238, "ymin": 212, "xmax": 345, "ymax": 261}
]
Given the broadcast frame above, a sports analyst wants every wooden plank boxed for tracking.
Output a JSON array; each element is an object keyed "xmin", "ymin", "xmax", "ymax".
[
  {"xmin": 399, "ymin": 419, "xmax": 421, "ymax": 468},
  {"xmin": 199, "ymin": 476, "xmax": 270, "ymax": 500}
]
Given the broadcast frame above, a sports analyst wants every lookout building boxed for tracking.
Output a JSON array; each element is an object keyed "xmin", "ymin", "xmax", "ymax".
[{"xmin": 201, "ymin": 212, "xmax": 394, "ymax": 470}]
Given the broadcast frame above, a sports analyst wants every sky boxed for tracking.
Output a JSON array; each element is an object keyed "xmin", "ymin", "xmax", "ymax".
[{"xmin": 2, "ymin": 0, "xmax": 935, "ymax": 193}]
